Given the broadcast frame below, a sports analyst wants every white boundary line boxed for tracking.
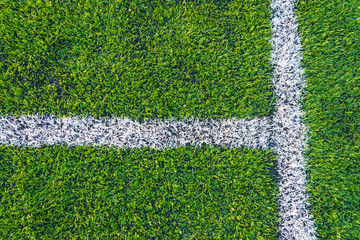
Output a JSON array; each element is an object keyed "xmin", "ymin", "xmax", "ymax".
[
  {"xmin": 0, "ymin": 114, "xmax": 271, "ymax": 150},
  {"xmin": 0, "ymin": 0, "xmax": 317, "ymax": 238},
  {"xmin": 270, "ymin": 0, "xmax": 317, "ymax": 239}
]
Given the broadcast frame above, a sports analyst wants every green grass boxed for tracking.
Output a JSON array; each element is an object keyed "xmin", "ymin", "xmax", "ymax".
[
  {"xmin": 0, "ymin": 0, "xmax": 280, "ymax": 239},
  {"xmin": 0, "ymin": 146, "xmax": 279, "ymax": 239},
  {"xmin": 2, "ymin": 0, "xmax": 359, "ymax": 238},
  {"xmin": 0, "ymin": 0, "xmax": 274, "ymax": 120},
  {"xmin": 296, "ymin": 0, "xmax": 360, "ymax": 238}
]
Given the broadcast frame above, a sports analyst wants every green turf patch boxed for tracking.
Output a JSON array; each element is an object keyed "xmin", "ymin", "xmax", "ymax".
[
  {"xmin": 296, "ymin": 0, "xmax": 360, "ymax": 238},
  {"xmin": 0, "ymin": 146, "xmax": 279, "ymax": 239},
  {"xmin": 0, "ymin": 0, "xmax": 274, "ymax": 120}
]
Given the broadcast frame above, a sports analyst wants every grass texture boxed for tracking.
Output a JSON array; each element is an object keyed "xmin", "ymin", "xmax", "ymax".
[
  {"xmin": 0, "ymin": 146, "xmax": 279, "ymax": 239},
  {"xmin": 0, "ymin": 0, "xmax": 274, "ymax": 120},
  {"xmin": 296, "ymin": 0, "xmax": 360, "ymax": 238},
  {"xmin": 0, "ymin": 0, "xmax": 280, "ymax": 238}
]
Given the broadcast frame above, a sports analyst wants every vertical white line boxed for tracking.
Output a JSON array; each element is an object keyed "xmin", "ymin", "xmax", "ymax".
[{"xmin": 269, "ymin": 0, "xmax": 317, "ymax": 239}]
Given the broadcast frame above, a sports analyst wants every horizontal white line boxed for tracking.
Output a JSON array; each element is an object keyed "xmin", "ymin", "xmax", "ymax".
[{"xmin": 0, "ymin": 114, "xmax": 272, "ymax": 150}]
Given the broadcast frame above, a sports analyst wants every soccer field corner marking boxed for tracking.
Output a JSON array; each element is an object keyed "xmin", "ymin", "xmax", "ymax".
[{"xmin": 269, "ymin": 0, "xmax": 317, "ymax": 239}]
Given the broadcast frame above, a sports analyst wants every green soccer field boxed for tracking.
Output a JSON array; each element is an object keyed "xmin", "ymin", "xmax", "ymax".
[
  {"xmin": 0, "ymin": 146, "xmax": 278, "ymax": 239},
  {"xmin": 0, "ymin": 0, "xmax": 280, "ymax": 239},
  {"xmin": 0, "ymin": 0, "xmax": 359, "ymax": 239},
  {"xmin": 296, "ymin": 0, "xmax": 360, "ymax": 238},
  {"xmin": 0, "ymin": 0, "xmax": 274, "ymax": 120}
]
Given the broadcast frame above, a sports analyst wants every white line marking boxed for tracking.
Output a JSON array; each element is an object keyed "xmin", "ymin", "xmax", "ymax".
[
  {"xmin": 0, "ymin": 114, "xmax": 271, "ymax": 150},
  {"xmin": 270, "ymin": 0, "xmax": 317, "ymax": 239}
]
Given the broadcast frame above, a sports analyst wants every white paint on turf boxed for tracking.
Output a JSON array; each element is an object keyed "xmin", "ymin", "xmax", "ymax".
[
  {"xmin": 0, "ymin": 114, "xmax": 271, "ymax": 150},
  {"xmin": 270, "ymin": 0, "xmax": 317, "ymax": 239}
]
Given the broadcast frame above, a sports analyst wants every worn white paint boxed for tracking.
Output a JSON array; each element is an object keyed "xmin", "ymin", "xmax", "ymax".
[
  {"xmin": 270, "ymin": 0, "xmax": 317, "ymax": 238},
  {"xmin": 0, "ymin": 114, "xmax": 271, "ymax": 150}
]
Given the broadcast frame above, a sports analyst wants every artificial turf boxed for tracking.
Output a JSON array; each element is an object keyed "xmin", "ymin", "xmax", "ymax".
[
  {"xmin": 296, "ymin": 0, "xmax": 360, "ymax": 238},
  {"xmin": 0, "ymin": 146, "xmax": 279, "ymax": 239},
  {"xmin": 0, "ymin": 0, "xmax": 281, "ymax": 239},
  {"xmin": 0, "ymin": 0, "xmax": 274, "ymax": 120}
]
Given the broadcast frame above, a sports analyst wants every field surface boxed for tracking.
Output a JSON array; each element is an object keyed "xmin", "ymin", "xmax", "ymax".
[
  {"xmin": 0, "ymin": 0, "xmax": 274, "ymax": 120},
  {"xmin": 297, "ymin": 0, "xmax": 360, "ymax": 238},
  {"xmin": 0, "ymin": 146, "xmax": 278, "ymax": 239},
  {"xmin": 0, "ymin": 0, "xmax": 359, "ymax": 239},
  {"xmin": 1, "ymin": 0, "xmax": 279, "ymax": 239}
]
